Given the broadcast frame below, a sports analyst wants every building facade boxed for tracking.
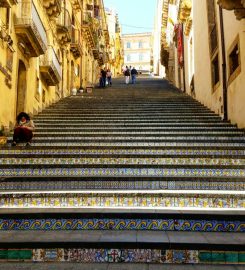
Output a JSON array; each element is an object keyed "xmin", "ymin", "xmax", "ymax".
[
  {"xmin": 105, "ymin": 7, "xmax": 124, "ymax": 77},
  {"xmin": 157, "ymin": 0, "xmax": 245, "ymax": 128},
  {"xmin": 0, "ymin": 0, "xmax": 111, "ymax": 130},
  {"xmin": 122, "ymin": 32, "xmax": 153, "ymax": 72}
]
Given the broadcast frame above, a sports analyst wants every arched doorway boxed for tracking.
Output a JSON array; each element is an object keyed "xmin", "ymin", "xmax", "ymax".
[{"xmin": 16, "ymin": 60, "xmax": 27, "ymax": 115}]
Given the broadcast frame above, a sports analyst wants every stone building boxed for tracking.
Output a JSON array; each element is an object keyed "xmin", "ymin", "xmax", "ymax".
[
  {"xmin": 157, "ymin": 0, "xmax": 245, "ymax": 128},
  {"xmin": 0, "ymin": 0, "xmax": 111, "ymax": 129},
  {"xmin": 122, "ymin": 32, "xmax": 153, "ymax": 72}
]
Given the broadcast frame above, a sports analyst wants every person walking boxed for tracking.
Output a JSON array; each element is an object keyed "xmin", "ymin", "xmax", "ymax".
[
  {"xmin": 124, "ymin": 66, "xmax": 130, "ymax": 85},
  {"xmin": 106, "ymin": 69, "xmax": 112, "ymax": 86},
  {"xmin": 101, "ymin": 68, "xmax": 107, "ymax": 88},
  {"xmin": 131, "ymin": 67, "xmax": 138, "ymax": 84},
  {"xmin": 12, "ymin": 112, "xmax": 35, "ymax": 146}
]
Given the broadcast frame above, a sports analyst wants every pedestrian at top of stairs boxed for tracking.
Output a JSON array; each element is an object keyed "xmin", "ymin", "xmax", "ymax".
[
  {"xmin": 12, "ymin": 112, "xmax": 35, "ymax": 147},
  {"xmin": 131, "ymin": 67, "xmax": 138, "ymax": 84},
  {"xmin": 106, "ymin": 69, "xmax": 112, "ymax": 86},
  {"xmin": 124, "ymin": 66, "xmax": 130, "ymax": 85}
]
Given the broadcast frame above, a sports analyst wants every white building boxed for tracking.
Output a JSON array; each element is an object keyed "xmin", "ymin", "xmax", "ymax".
[{"xmin": 122, "ymin": 33, "xmax": 153, "ymax": 72}]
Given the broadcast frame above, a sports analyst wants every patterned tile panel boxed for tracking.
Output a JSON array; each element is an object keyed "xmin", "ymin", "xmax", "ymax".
[
  {"xmin": 1, "ymin": 149, "xmax": 245, "ymax": 156},
  {"xmin": 1, "ymin": 157, "xmax": 244, "ymax": 166},
  {"xmin": 1, "ymin": 180, "xmax": 244, "ymax": 191},
  {"xmin": 0, "ymin": 167, "xmax": 244, "ymax": 177},
  {"xmin": 0, "ymin": 193, "xmax": 244, "ymax": 209},
  {"xmin": 0, "ymin": 218, "xmax": 243, "ymax": 232},
  {"xmin": 0, "ymin": 249, "xmax": 244, "ymax": 264},
  {"xmin": 7, "ymin": 142, "xmax": 245, "ymax": 147},
  {"xmin": 1, "ymin": 180, "xmax": 243, "ymax": 191}
]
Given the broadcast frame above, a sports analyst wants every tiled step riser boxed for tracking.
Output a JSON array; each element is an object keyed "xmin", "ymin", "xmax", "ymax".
[
  {"xmin": 35, "ymin": 115, "xmax": 220, "ymax": 119},
  {"xmin": 0, "ymin": 167, "xmax": 244, "ymax": 177},
  {"xmin": 33, "ymin": 126, "xmax": 239, "ymax": 130},
  {"xmin": 1, "ymin": 157, "xmax": 245, "ymax": 166},
  {"xmin": 1, "ymin": 148, "xmax": 244, "ymax": 156},
  {"xmin": 0, "ymin": 218, "xmax": 243, "ymax": 232},
  {"xmin": 34, "ymin": 120, "xmax": 226, "ymax": 123},
  {"xmin": 0, "ymin": 192, "xmax": 244, "ymax": 209},
  {"xmin": 0, "ymin": 248, "xmax": 244, "ymax": 264},
  {"xmin": 6, "ymin": 142, "xmax": 245, "ymax": 147},
  {"xmin": 0, "ymin": 179, "xmax": 244, "ymax": 191}
]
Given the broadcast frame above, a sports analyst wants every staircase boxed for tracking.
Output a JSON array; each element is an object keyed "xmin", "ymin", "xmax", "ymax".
[{"xmin": 0, "ymin": 77, "xmax": 244, "ymax": 268}]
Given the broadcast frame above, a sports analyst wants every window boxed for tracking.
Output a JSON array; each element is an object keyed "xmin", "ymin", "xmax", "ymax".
[
  {"xmin": 139, "ymin": 41, "xmax": 143, "ymax": 48},
  {"xmin": 206, "ymin": 0, "xmax": 218, "ymax": 56},
  {"xmin": 206, "ymin": 0, "xmax": 220, "ymax": 91},
  {"xmin": 139, "ymin": 54, "xmax": 144, "ymax": 61},
  {"xmin": 126, "ymin": 42, "xmax": 131, "ymax": 49},
  {"xmin": 228, "ymin": 36, "xmax": 241, "ymax": 84},
  {"xmin": 211, "ymin": 53, "xmax": 220, "ymax": 88},
  {"xmin": 127, "ymin": 54, "xmax": 131, "ymax": 61}
]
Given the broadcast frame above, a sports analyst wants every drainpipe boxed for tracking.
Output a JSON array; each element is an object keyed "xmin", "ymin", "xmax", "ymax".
[
  {"xmin": 219, "ymin": 6, "xmax": 228, "ymax": 121},
  {"xmin": 181, "ymin": 23, "xmax": 186, "ymax": 93}
]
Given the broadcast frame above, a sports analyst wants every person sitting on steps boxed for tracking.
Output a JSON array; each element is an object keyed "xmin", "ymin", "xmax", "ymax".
[{"xmin": 12, "ymin": 112, "xmax": 35, "ymax": 147}]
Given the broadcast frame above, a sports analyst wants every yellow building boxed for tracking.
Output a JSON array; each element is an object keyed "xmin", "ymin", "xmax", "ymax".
[
  {"xmin": 0, "ymin": 0, "xmax": 110, "ymax": 130},
  {"xmin": 157, "ymin": 0, "xmax": 245, "ymax": 128},
  {"xmin": 105, "ymin": 8, "xmax": 124, "ymax": 76}
]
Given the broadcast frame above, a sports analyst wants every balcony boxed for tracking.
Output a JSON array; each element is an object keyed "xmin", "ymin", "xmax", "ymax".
[
  {"xmin": 103, "ymin": 29, "xmax": 110, "ymax": 45},
  {"xmin": 92, "ymin": 44, "xmax": 99, "ymax": 59},
  {"xmin": 39, "ymin": 47, "xmax": 62, "ymax": 86},
  {"xmin": 70, "ymin": 29, "xmax": 82, "ymax": 58},
  {"xmin": 14, "ymin": 0, "xmax": 47, "ymax": 57},
  {"xmin": 70, "ymin": 0, "xmax": 82, "ymax": 12},
  {"xmin": 56, "ymin": 8, "xmax": 71, "ymax": 45},
  {"xmin": 42, "ymin": 0, "xmax": 61, "ymax": 18},
  {"xmin": 218, "ymin": 0, "xmax": 245, "ymax": 20},
  {"xmin": 81, "ymin": 12, "xmax": 95, "ymax": 49},
  {"xmin": 0, "ymin": 0, "xmax": 18, "ymax": 8}
]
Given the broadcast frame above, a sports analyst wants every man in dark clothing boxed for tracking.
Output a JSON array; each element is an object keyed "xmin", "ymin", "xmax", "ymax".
[
  {"xmin": 101, "ymin": 68, "xmax": 107, "ymax": 87},
  {"xmin": 131, "ymin": 67, "xmax": 138, "ymax": 84}
]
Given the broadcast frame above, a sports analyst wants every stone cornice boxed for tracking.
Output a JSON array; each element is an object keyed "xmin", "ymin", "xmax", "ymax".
[{"xmin": 217, "ymin": 0, "xmax": 245, "ymax": 20}]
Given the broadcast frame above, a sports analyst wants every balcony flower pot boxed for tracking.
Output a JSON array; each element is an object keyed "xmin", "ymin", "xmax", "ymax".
[{"xmin": 71, "ymin": 88, "xmax": 77, "ymax": 96}]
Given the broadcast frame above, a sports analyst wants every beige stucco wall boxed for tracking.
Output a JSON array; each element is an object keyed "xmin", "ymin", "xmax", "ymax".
[
  {"xmin": 193, "ymin": 2, "xmax": 224, "ymax": 116},
  {"xmin": 223, "ymin": 10, "xmax": 245, "ymax": 128}
]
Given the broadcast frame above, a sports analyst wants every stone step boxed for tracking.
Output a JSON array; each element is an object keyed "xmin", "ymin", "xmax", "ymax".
[
  {"xmin": 5, "ymin": 141, "xmax": 245, "ymax": 147},
  {"xmin": 0, "ymin": 177, "xmax": 244, "ymax": 191},
  {"xmin": 34, "ymin": 119, "xmax": 226, "ymax": 123},
  {"xmin": 1, "ymin": 157, "xmax": 244, "ymax": 166},
  {"xmin": 33, "ymin": 125, "xmax": 239, "ymax": 130},
  {"xmin": 30, "ymin": 131, "xmax": 245, "ymax": 136},
  {"xmin": 0, "ymin": 231, "xmax": 243, "ymax": 251},
  {"xmin": 35, "ymin": 115, "xmax": 220, "ymax": 119}
]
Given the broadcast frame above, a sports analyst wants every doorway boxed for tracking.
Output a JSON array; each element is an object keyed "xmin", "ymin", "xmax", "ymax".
[{"xmin": 16, "ymin": 60, "xmax": 27, "ymax": 115}]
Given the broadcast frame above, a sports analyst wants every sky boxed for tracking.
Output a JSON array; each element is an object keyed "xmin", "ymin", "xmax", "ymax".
[{"xmin": 103, "ymin": 0, "xmax": 158, "ymax": 34}]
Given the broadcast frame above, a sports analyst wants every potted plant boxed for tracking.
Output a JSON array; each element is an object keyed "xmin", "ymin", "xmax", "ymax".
[{"xmin": 0, "ymin": 126, "xmax": 7, "ymax": 146}]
